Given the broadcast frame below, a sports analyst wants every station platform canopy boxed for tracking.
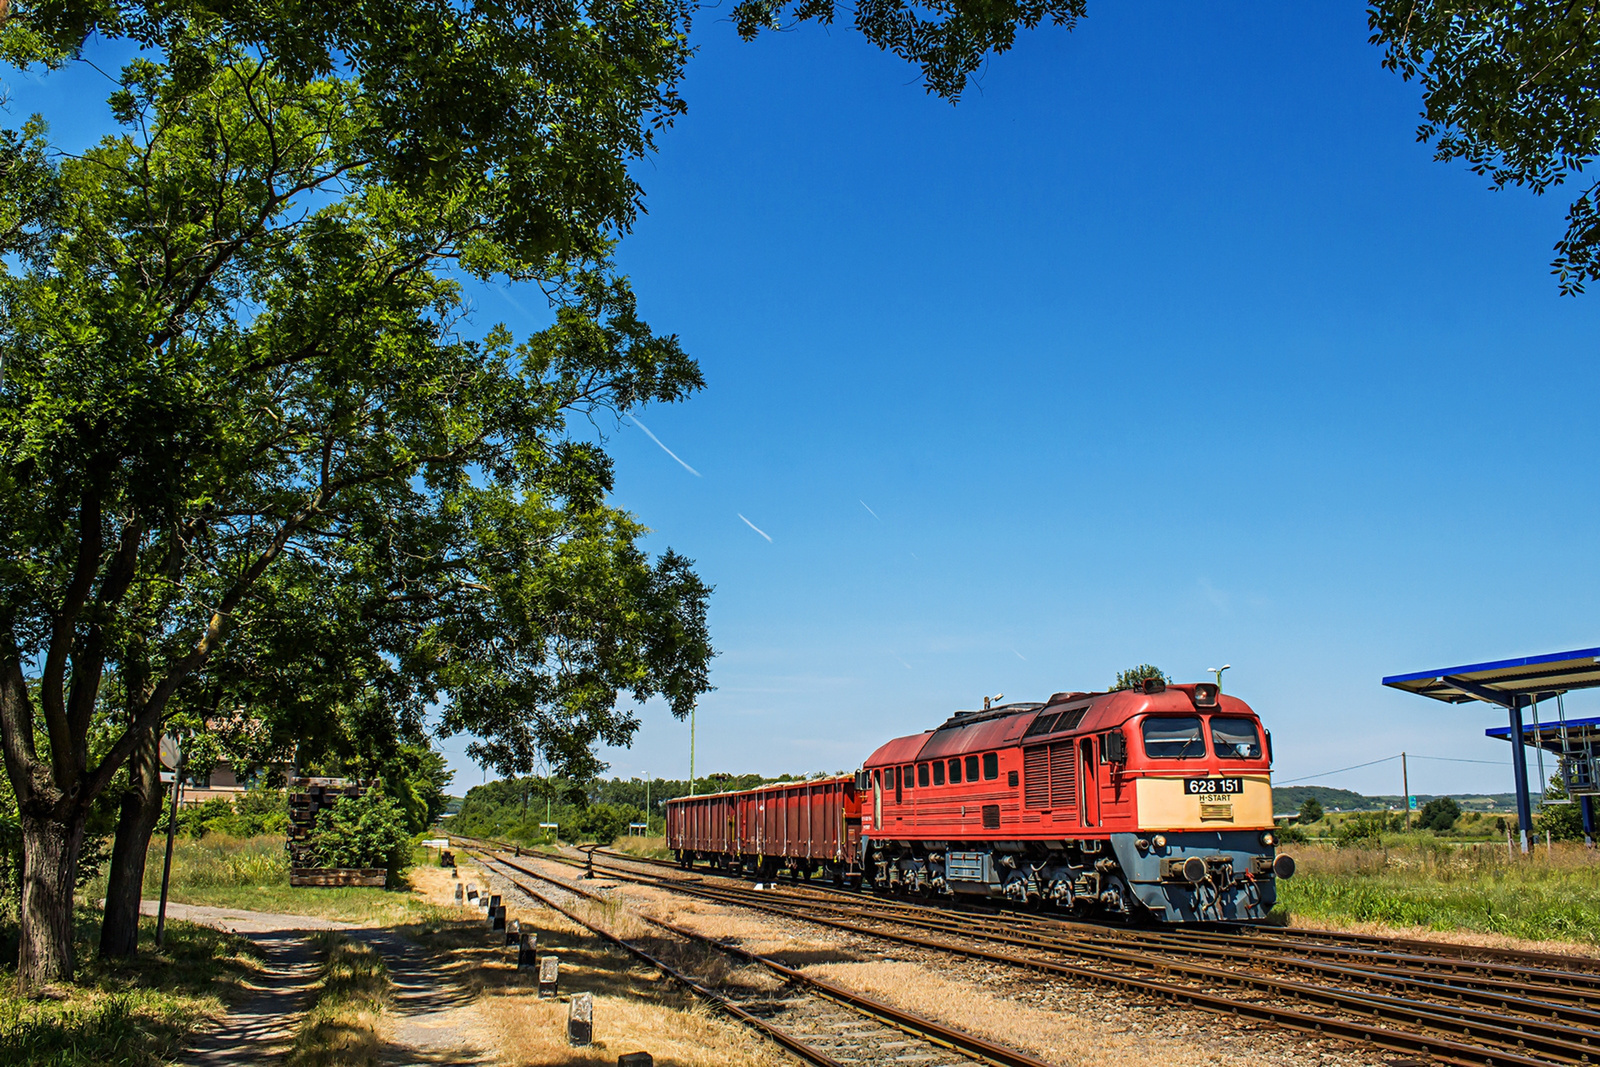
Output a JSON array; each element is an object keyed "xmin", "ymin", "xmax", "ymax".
[
  {"xmin": 1485, "ymin": 713, "xmax": 1600, "ymax": 750},
  {"xmin": 1382, "ymin": 647, "xmax": 1600, "ymax": 706},
  {"xmin": 1383, "ymin": 647, "xmax": 1600, "ymax": 851}
]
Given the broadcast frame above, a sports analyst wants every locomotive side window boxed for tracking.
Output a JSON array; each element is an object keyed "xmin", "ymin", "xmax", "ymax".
[
  {"xmin": 965, "ymin": 755, "xmax": 980, "ymax": 781},
  {"xmin": 982, "ymin": 752, "xmax": 999, "ymax": 780},
  {"xmin": 917, "ymin": 763, "xmax": 930, "ymax": 788},
  {"xmin": 932, "ymin": 761, "xmax": 945, "ymax": 786},
  {"xmin": 948, "ymin": 758, "xmax": 962, "ymax": 784},
  {"xmin": 1141, "ymin": 715, "xmax": 1207, "ymax": 759},
  {"xmin": 1211, "ymin": 716, "xmax": 1262, "ymax": 759},
  {"xmin": 903, "ymin": 765, "xmax": 914, "ymax": 791}
]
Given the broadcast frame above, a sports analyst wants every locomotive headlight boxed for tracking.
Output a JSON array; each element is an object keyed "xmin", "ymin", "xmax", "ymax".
[
  {"xmin": 1152, "ymin": 834, "xmax": 1167, "ymax": 849},
  {"xmin": 1259, "ymin": 831, "xmax": 1276, "ymax": 847}
]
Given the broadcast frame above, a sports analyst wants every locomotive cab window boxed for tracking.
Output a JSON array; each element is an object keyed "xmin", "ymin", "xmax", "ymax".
[
  {"xmin": 982, "ymin": 752, "xmax": 999, "ymax": 780},
  {"xmin": 1210, "ymin": 716, "xmax": 1263, "ymax": 760},
  {"xmin": 948, "ymin": 758, "xmax": 962, "ymax": 784},
  {"xmin": 917, "ymin": 763, "xmax": 930, "ymax": 788},
  {"xmin": 932, "ymin": 761, "xmax": 945, "ymax": 786},
  {"xmin": 1141, "ymin": 715, "xmax": 1207, "ymax": 759}
]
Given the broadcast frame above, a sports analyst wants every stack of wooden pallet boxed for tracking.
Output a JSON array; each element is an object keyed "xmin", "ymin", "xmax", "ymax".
[{"xmin": 287, "ymin": 776, "xmax": 386, "ymax": 887}]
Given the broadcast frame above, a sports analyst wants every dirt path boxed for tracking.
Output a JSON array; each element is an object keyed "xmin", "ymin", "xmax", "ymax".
[{"xmin": 147, "ymin": 899, "xmax": 490, "ymax": 1066}]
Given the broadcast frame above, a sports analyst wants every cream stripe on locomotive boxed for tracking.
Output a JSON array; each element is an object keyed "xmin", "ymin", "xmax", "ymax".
[{"xmin": 1134, "ymin": 775, "xmax": 1273, "ymax": 830}]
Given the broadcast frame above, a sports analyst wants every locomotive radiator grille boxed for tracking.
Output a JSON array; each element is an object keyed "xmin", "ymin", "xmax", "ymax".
[{"xmin": 1024, "ymin": 742, "xmax": 1078, "ymax": 811}]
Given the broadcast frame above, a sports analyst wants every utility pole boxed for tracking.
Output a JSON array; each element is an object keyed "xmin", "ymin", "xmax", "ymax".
[
  {"xmin": 1402, "ymin": 751, "xmax": 1411, "ymax": 830},
  {"xmin": 645, "ymin": 775, "xmax": 651, "ymax": 831},
  {"xmin": 689, "ymin": 707, "xmax": 696, "ymax": 797}
]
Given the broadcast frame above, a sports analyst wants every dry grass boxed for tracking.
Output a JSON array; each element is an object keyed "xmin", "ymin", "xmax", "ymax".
[
  {"xmin": 399, "ymin": 861, "xmax": 788, "ymax": 1065},
  {"xmin": 287, "ymin": 933, "xmax": 389, "ymax": 1067}
]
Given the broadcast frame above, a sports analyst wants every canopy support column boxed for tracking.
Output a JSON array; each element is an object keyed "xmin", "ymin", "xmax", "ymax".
[{"xmin": 1509, "ymin": 698, "xmax": 1532, "ymax": 855}]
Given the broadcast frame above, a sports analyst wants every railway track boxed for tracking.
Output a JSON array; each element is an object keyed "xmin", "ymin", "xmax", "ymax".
[
  {"xmin": 464, "ymin": 839, "xmax": 1600, "ymax": 1067},
  {"xmin": 467, "ymin": 849, "xmax": 1056, "ymax": 1067}
]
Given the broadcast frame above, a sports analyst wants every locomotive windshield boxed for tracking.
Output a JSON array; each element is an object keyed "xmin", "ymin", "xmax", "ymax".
[
  {"xmin": 1141, "ymin": 715, "xmax": 1206, "ymax": 759},
  {"xmin": 1210, "ymin": 717, "xmax": 1262, "ymax": 760}
]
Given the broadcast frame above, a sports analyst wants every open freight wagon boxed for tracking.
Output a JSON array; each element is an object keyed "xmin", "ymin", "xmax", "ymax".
[{"xmin": 665, "ymin": 776, "xmax": 862, "ymax": 884}]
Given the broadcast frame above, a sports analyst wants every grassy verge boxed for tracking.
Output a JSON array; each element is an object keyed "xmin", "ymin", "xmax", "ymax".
[
  {"xmin": 606, "ymin": 835, "xmax": 672, "ymax": 860},
  {"xmin": 1277, "ymin": 840, "xmax": 1600, "ymax": 944},
  {"xmin": 122, "ymin": 834, "xmax": 430, "ymax": 926},
  {"xmin": 287, "ymin": 934, "xmax": 389, "ymax": 1067},
  {"xmin": 0, "ymin": 913, "xmax": 263, "ymax": 1067}
]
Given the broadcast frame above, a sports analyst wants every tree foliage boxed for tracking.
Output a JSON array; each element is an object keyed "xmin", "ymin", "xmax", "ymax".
[
  {"xmin": 308, "ymin": 785, "xmax": 412, "ymax": 874},
  {"xmin": 1539, "ymin": 773, "xmax": 1587, "ymax": 842},
  {"xmin": 1368, "ymin": 0, "xmax": 1600, "ymax": 294},
  {"xmin": 0, "ymin": 34, "xmax": 711, "ymax": 984},
  {"xmin": 1112, "ymin": 664, "xmax": 1168, "ymax": 691},
  {"xmin": 1416, "ymin": 795, "xmax": 1460, "ymax": 832},
  {"xmin": 1298, "ymin": 796, "xmax": 1324, "ymax": 823}
]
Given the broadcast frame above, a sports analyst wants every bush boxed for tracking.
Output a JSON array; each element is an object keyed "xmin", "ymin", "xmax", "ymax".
[
  {"xmin": 570, "ymin": 802, "xmax": 643, "ymax": 844},
  {"xmin": 308, "ymin": 787, "xmax": 412, "ymax": 878},
  {"xmin": 1335, "ymin": 811, "xmax": 1402, "ymax": 848},
  {"xmin": 1298, "ymin": 797, "xmax": 1323, "ymax": 823},
  {"xmin": 1277, "ymin": 824, "xmax": 1308, "ymax": 844},
  {"xmin": 1417, "ymin": 796, "xmax": 1460, "ymax": 832}
]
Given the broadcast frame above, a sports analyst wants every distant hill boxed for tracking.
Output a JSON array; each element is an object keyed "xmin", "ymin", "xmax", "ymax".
[
  {"xmin": 1273, "ymin": 786, "xmax": 1380, "ymax": 815},
  {"xmin": 1275, "ymin": 784, "xmax": 1529, "ymax": 817}
]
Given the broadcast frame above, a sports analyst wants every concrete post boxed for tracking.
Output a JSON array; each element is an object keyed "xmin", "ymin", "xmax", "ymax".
[
  {"xmin": 490, "ymin": 906, "xmax": 506, "ymax": 931},
  {"xmin": 505, "ymin": 918, "xmax": 521, "ymax": 947},
  {"xmin": 466, "ymin": 885, "xmax": 478, "ymax": 901},
  {"xmin": 517, "ymin": 931, "xmax": 538, "ymax": 970},
  {"xmin": 538, "ymin": 955, "xmax": 559, "ymax": 997},
  {"xmin": 617, "ymin": 1055, "xmax": 654, "ymax": 1067},
  {"xmin": 568, "ymin": 992, "xmax": 593, "ymax": 1046},
  {"xmin": 488, "ymin": 894, "xmax": 501, "ymax": 910},
  {"xmin": 455, "ymin": 883, "xmax": 464, "ymax": 903}
]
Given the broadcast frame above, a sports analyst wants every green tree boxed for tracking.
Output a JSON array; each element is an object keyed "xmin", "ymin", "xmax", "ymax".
[
  {"xmin": 1539, "ymin": 774, "xmax": 1586, "ymax": 842},
  {"xmin": 1112, "ymin": 664, "xmax": 1169, "ymax": 691},
  {"xmin": 0, "ymin": 45, "xmax": 709, "ymax": 985},
  {"xmin": 1298, "ymin": 797, "xmax": 1323, "ymax": 824},
  {"xmin": 1368, "ymin": 1, "xmax": 1600, "ymax": 294},
  {"xmin": 1416, "ymin": 796, "xmax": 1460, "ymax": 832}
]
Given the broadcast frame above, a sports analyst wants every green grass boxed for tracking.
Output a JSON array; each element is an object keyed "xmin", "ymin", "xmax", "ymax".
[
  {"xmin": 0, "ymin": 912, "xmax": 263, "ymax": 1067},
  {"xmin": 1277, "ymin": 841, "xmax": 1600, "ymax": 944},
  {"xmin": 127, "ymin": 834, "xmax": 429, "ymax": 926}
]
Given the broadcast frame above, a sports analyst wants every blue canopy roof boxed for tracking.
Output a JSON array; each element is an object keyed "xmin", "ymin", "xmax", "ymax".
[
  {"xmin": 1486, "ymin": 713, "xmax": 1600, "ymax": 751},
  {"xmin": 1383, "ymin": 647, "xmax": 1600, "ymax": 706}
]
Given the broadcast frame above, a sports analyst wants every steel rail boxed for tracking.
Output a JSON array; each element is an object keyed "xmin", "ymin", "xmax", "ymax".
[
  {"xmin": 496, "ymin": 845, "xmax": 1572, "ymax": 1067},
  {"xmin": 470, "ymin": 850, "xmax": 1057, "ymax": 1067},
  {"xmin": 583, "ymin": 848, "xmax": 1600, "ymax": 1025},
  {"xmin": 603, "ymin": 846, "xmax": 1600, "ymax": 989},
  {"xmin": 596, "ymin": 846, "xmax": 1600, "ymax": 1006}
]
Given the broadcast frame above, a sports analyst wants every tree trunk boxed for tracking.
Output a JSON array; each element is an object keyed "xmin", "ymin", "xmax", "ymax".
[
  {"xmin": 99, "ymin": 727, "xmax": 164, "ymax": 959},
  {"xmin": 17, "ymin": 806, "xmax": 86, "ymax": 990}
]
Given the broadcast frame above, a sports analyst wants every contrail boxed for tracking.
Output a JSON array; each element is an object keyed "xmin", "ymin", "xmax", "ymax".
[
  {"xmin": 737, "ymin": 513, "xmax": 773, "ymax": 543},
  {"xmin": 1014, "ymin": 649, "xmax": 1027, "ymax": 661},
  {"xmin": 860, "ymin": 500, "xmax": 880, "ymax": 520},
  {"xmin": 629, "ymin": 415, "xmax": 701, "ymax": 477}
]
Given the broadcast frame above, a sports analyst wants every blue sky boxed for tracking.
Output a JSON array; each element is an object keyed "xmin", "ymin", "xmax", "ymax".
[{"xmin": 8, "ymin": 5, "xmax": 1598, "ymax": 800}]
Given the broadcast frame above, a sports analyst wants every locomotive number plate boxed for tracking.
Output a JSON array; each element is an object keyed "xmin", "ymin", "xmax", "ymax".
[{"xmin": 1185, "ymin": 777, "xmax": 1244, "ymax": 796}]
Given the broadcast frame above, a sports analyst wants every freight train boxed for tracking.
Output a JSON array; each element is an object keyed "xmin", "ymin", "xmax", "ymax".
[{"xmin": 664, "ymin": 679, "xmax": 1294, "ymax": 922}]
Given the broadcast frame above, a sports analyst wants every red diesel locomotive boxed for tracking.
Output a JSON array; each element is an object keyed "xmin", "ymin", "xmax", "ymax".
[{"xmin": 665, "ymin": 679, "xmax": 1294, "ymax": 922}]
